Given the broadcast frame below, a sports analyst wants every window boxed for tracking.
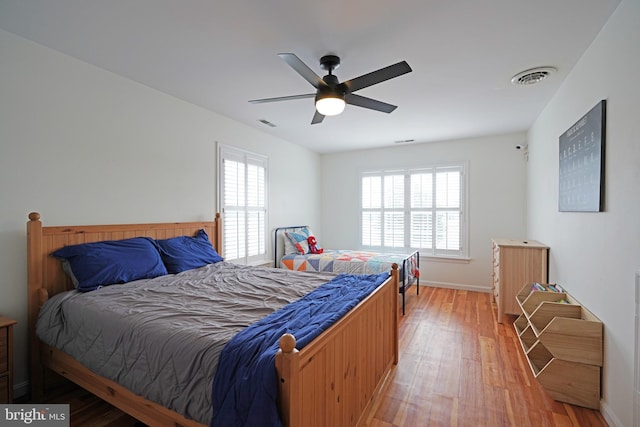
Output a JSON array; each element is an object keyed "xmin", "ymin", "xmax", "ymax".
[
  {"xmin": 218, "ymin": 144, "xmax": 268, "ymax": 264},
  {"xmin": 361, "ymin": 164, "xmax": 467, "ymax": 258}
]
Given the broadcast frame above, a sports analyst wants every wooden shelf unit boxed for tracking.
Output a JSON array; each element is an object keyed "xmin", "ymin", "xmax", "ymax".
[
  {"xmin": 491, "ymin": 238, "xmax": 549, "ymax": 323},
  {"xmin": 513, "ymin": 284, "xmax": 603, "ymax": 409}
]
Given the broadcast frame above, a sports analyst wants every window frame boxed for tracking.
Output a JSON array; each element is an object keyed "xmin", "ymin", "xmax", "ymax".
[
  {"xmin": 217, "ymin": 143, "xmax": 269, "ymax": 265},
  {"xmin": 359, "ymin": 162, "xmax": 468, "ymax": 259}
]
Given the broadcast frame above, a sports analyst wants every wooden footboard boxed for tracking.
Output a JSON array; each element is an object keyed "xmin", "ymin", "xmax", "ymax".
[
  {"xmin": 27, "ymin": 213, "xmax": 399, "ymax": 427},
  {"xmin": 276, "ymin": 264, "xmax": 399, "ymax": 427}
]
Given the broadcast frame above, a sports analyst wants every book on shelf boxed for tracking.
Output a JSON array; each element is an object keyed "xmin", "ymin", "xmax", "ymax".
[{"xmin": 530, "ymin": 282, "xmax": 563, "ymax": 293}]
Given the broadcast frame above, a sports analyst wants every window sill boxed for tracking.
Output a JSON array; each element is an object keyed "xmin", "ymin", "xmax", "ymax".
[
  {"xmin": 359, "ymin": 247, "xmax": 470, "ymax": 264},
  {"xmin": 420, "ymin": 255, "xmax": 471, "ymax": 264},
  {"xmin": 227, "ymin": 259, "xmax": 274, "ymax": 267},
  {"xmin": 249, "ymin": 260, "xmax": 274, "ymax": 268}
]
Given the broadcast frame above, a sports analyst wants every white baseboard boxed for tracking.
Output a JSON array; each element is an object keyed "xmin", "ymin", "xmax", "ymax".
[
  {"xmin": 419, "ymin": 280, "xmax": 492, "ymax": 294},
  {"xmin": 13, "ymin": 380, "xmax": 29, "ymax": 400},
  {"xmin": 600, "ymin": 398, "xmax": 623, "ymax": 427}
]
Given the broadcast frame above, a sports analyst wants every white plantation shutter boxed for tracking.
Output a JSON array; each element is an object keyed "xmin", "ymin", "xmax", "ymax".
[
  {"xmin": 410, "ymin": 172, "xmax": 433, "ymax": 250},
  {"xmin": 361, "ymin": 176, "xmax": 382, "ymax": 246},
  {"xmin": 383, "ymin": 174, "xmax": 404, "ymax": 248},
  {"xmin": 219, "ymin": 145, "xmax": 268, "ymax": 263},
  {"xmin": 361, "ymin": 164, "xmax": 467, "ymax": 258},
  {"xmin": 362, "ymin": 172, "xmax": 406, "ymax": 248},
  {"xmin": 434, "ymin": 167, "xmax": 462, "ymax": 256}
]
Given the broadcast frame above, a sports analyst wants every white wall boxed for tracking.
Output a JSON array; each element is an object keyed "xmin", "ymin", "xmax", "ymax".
[
  {"xmin": 527, "ymin": 0, "xmax": 638, "ymax": 425},
  {"xmin": 320, "ymin": 133, "xmax": 528, "ymax": 291},
  {"xmin": 4, "ymin": 5, "xmax": 635, "ymax": 423},
  {"xmin": 0, "ymin": 29, "xmax": 322, "ymax": 395}
]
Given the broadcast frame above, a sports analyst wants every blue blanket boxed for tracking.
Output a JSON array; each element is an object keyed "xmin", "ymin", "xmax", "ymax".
[{"xmin": 209, "ymin": 272, "xmax": 389, "ymax": 427}]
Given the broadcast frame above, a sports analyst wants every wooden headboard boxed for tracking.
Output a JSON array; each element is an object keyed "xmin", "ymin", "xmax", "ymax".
[{"xmin": 26, "ymin": 211, "xmax": 221, "ymax": 398}]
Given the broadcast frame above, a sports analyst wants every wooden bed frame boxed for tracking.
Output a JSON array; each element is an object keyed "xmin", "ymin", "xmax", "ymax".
[
  {"xmin": 27, "ymin": 212, "xmax": 399, "ymax": 427},
  {"xmin": 273, "ymin": 225, "xmax": 419, "ymax": 315}
]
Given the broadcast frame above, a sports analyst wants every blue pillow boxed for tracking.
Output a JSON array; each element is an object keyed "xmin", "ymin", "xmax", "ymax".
[
  {"xmin": 156, "ymin": 229, "xmax": 223, "ymax": 274},
  {"xmin": 51, "ymin": 237, "xmax": 168, "ymax": 292}
]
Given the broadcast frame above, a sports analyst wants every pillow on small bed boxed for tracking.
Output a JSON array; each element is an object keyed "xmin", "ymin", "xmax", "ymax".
[
  {"xmin": 51, "ymin": 237, "xmax": 168, "ymax": 292},
  {"xmin": 285, "ymin": 227, "xmax": 319, "ymax": 255},
  {"xmin": 283, "ymin": 236, "xmax": 298, "ymax": 255},
  {"xmin": 156, "ymin": 229, "xmax": 223, "ymax": 274}
]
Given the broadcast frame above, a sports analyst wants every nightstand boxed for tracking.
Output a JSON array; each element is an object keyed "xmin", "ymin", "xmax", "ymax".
[{"xmin": 0, "ymin": 316, "xmax": 17, "ymax": 403}]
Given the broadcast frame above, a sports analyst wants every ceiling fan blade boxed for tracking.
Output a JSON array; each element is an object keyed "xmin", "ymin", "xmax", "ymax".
[
  {"xmin": 311, "ymin": 110, "xmax": 325, "ymax": 124},
  {"xmin": 341, "ymin": 61, "xmax": 412, "ymax": 93},
  {"xmin": 345, "ymin": 93, "xmax": 397, "ymax": 113},
  {"xmin": 278, "ymin": 53, "xmax": 327, "ymax": 89},
  {"xmin": 249, "ymin": 93, "xmax": 315, "ymax": 104}
]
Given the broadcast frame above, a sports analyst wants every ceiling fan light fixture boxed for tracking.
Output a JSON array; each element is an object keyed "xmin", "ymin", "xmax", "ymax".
[
  {"xmin": 315, "ymin": 97, "xmax": 346, "ymax": 116},
  {"xmin": 251, "ymin": 53, "xmax": 412, "ymax": 124},
  {"xmin": 315, "ymin": 94, "xmax": 346, "ymax": 116}
]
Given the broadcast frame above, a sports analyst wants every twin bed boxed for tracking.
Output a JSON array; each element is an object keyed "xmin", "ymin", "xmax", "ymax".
[
  {"xmin": 274, "ymin": 226, "xmax": 420, "ymax": 315},
  {"xmin": 27, "ymin": 213, "xmax": 400, "ymax": 427}
]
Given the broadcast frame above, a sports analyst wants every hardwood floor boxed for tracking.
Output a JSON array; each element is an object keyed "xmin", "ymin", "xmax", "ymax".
[
  {"xmin": 38, "ymin": 384, "xmax": 142, "ymax": 427},
  {"xmin": 32, "ymin": 286, "xmax": 607, "ymax": 426},
  {"xmin": 365, "ymin": 286, "xmax": 608, "ymax": 427}
]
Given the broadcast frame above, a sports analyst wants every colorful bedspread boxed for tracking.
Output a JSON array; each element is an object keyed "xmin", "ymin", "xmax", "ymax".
[
  {"xmin": 281, "ymin": 249, "xmax": 418, "ymax": 282},
  {"xmin": 210, "ymin": 272, "xmax": 389, "ymax": 427}
]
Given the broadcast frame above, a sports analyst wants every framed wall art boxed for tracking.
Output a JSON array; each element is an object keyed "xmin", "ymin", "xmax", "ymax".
[{"xmin": 558, "ymin": 99, "xmax": 606, "ymax": 212}]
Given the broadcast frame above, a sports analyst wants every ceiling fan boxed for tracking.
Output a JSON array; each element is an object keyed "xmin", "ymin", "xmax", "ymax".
[{"xmin": 249, "ymin": 53, "xmax": 412, "ymax": 124}]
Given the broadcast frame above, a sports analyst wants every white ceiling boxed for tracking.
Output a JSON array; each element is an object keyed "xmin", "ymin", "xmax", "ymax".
[{"xmin": 0, "ymin": 0, "xmax": 620, "ymax": 154}]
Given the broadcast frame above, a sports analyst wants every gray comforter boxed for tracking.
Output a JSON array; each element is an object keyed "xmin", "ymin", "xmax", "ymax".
[{"xmin": 36, "ymin": 262, "xmax": 337, "ymax": 424}]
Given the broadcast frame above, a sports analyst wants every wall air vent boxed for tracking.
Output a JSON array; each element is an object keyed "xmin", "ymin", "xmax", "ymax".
[{"xmin": 511, "ymin": 67, "xmax": 557, "ymax": 85}]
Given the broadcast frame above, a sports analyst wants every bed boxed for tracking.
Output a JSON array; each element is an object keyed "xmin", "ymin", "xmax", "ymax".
[
  {"xmin": 27, "ymin": 212, "xmax": 399, "ymax": 427},
  {"xmin": 274, "ymin": 225, "xmax": 419, "ymax": 315}
]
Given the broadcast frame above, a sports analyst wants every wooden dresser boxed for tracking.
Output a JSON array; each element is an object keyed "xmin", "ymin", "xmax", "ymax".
[
  {"xmin": 0, "ymin": 316, "xmax": 17, "ymax": 403},
  {"xmin": 491, "ymin": 239, "xmax": 548, "ymax": 323}
]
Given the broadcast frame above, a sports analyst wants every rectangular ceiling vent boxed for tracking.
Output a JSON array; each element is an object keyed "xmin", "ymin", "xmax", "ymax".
[{"xmin": 258, "ymin": 119, "xmax": 276, "ymax": 128}]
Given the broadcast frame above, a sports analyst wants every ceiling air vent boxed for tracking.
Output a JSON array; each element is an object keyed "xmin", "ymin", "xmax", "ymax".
[
  {"xmin": 258, "ymin": 119, "xmax": 276, "ymax": 127},
  {"xmin": 511, "ymin": 67, "xmax": 557, "ymax": 86}
]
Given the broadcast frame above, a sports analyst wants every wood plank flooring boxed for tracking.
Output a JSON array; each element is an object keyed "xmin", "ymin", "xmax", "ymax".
[
  {"xmin": 31, "ymin": 286, "xmax": 608, "ymax": 426},
  {"xmin": 365, "ymin": 286, "xmax": 608, "ymax": 427}
]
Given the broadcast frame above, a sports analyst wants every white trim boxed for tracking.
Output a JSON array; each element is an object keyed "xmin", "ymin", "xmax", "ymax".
[
  {"xmin": 420, "ymin": 280, "xmax": 491, "ymax": 294},
  {"xmin": 358, "ymin": 161, "xmax": 469, "ymax": 259},
  {"xmin": 422, "ymin": 255, "xmax": 471, "ymax": 264},
  {"xmin": 601, "ymin": 398, "xmax": 623, "ymax": 427},
  {"xmin": 217, "ymin": 143, "xmax": 269, "ymax": 264}
]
